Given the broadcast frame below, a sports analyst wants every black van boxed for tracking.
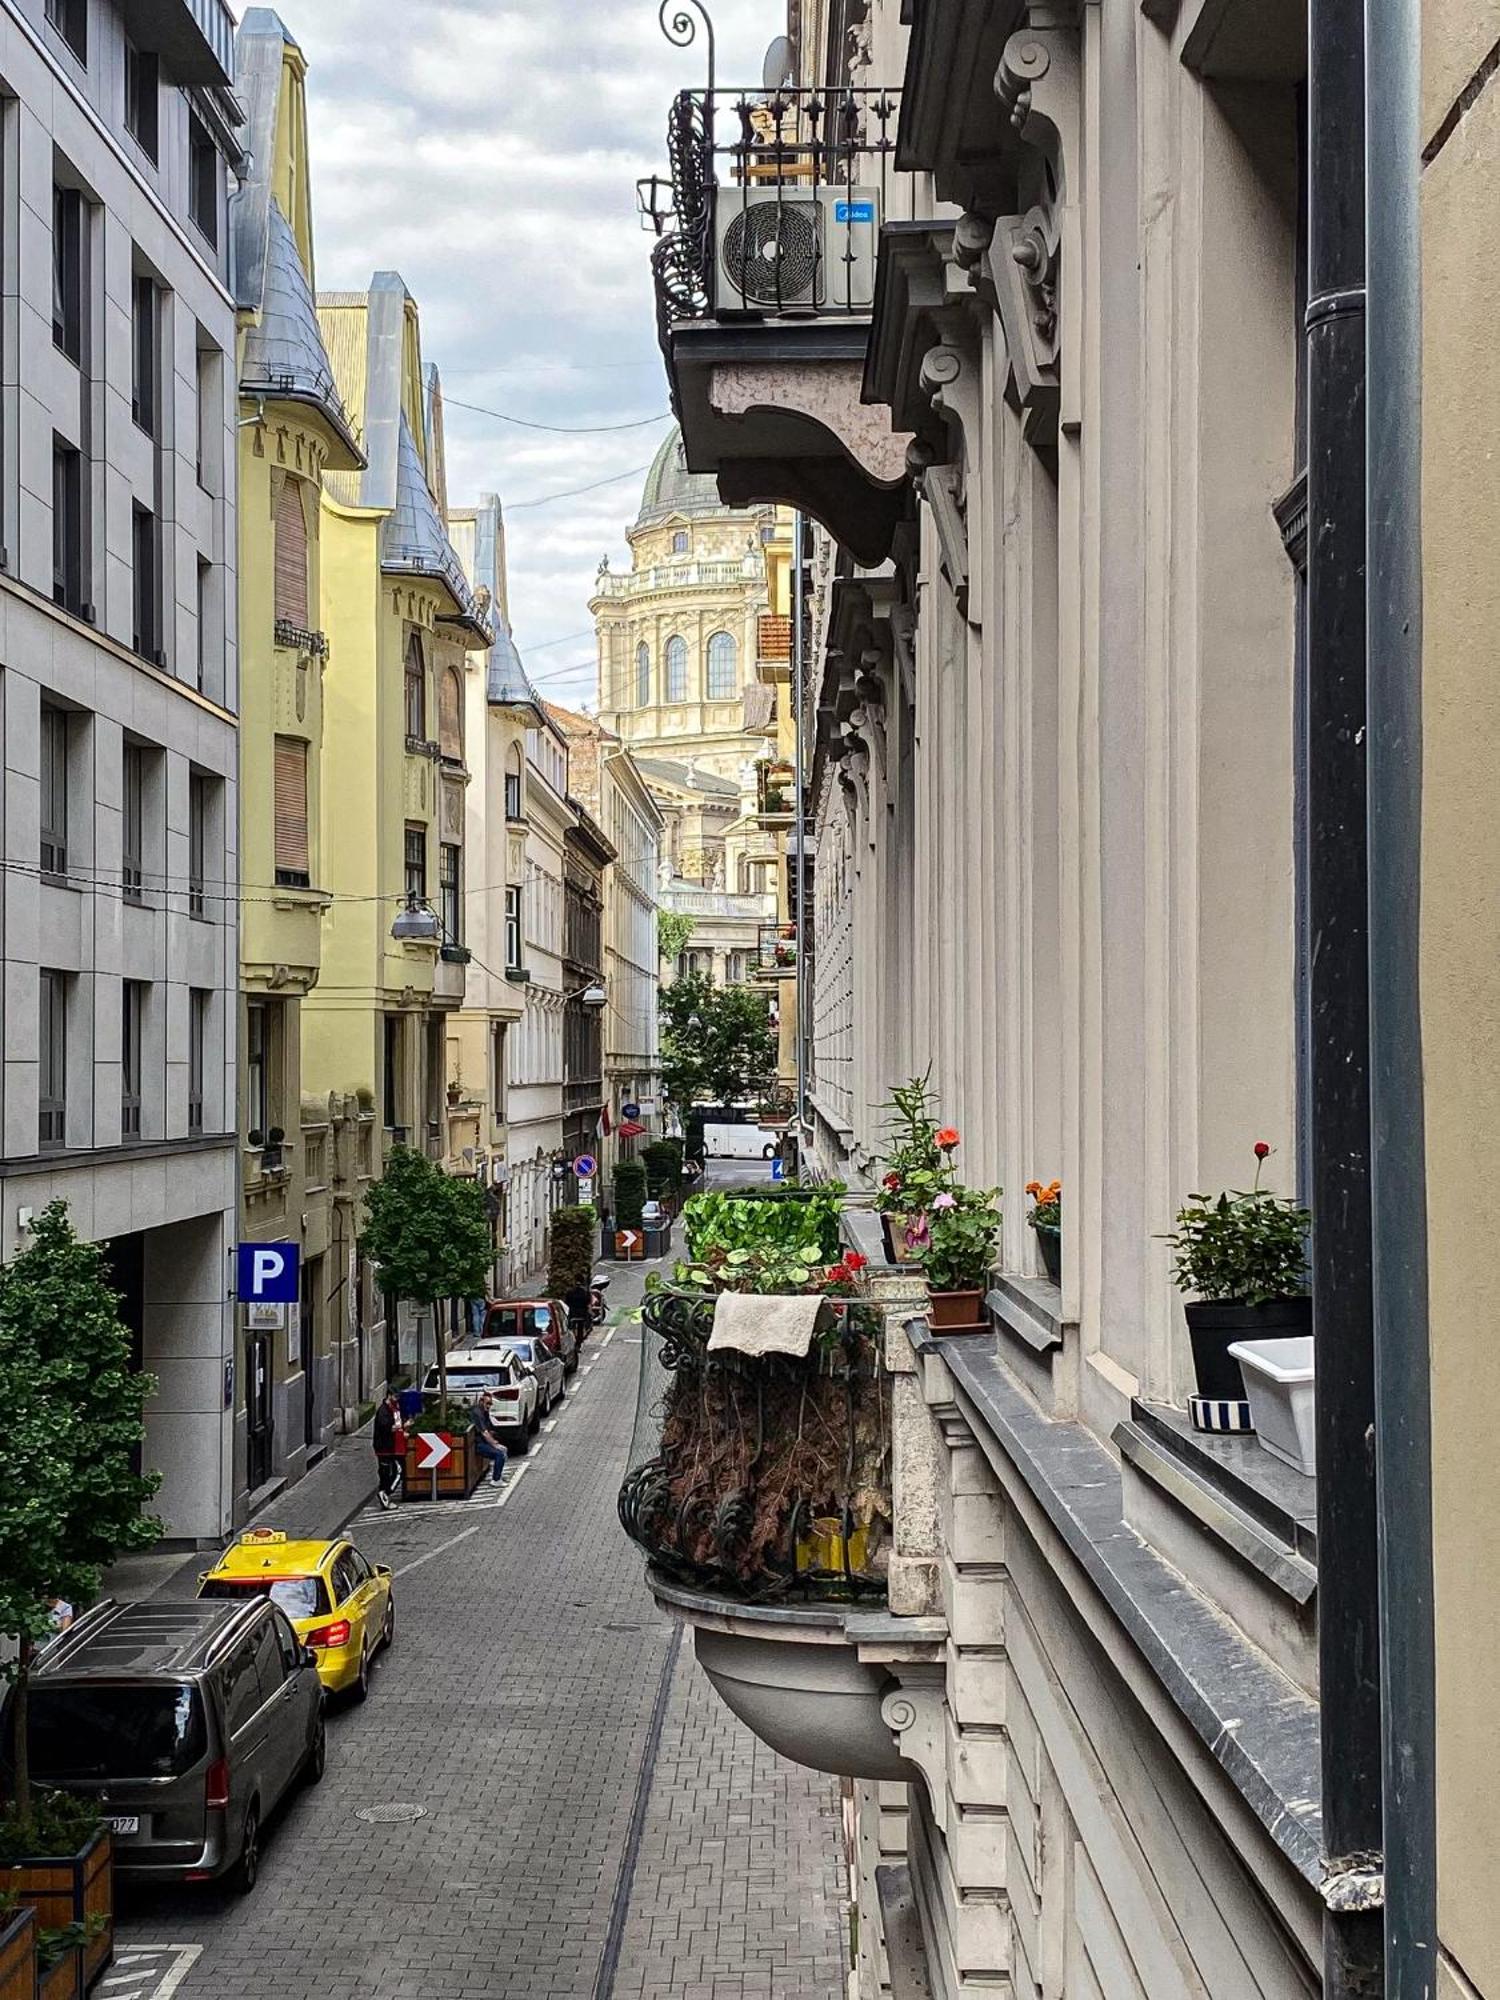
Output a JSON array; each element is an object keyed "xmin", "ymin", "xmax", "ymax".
[{"xmin": 10, "ymin": 1597, "xmax": 324, "ymax": 1893}]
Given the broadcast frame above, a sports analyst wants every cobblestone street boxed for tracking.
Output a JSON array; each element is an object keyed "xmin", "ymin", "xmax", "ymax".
[{"xmin": 115, "ymin": 1274, "xmax": 848, "ymax": 2000}]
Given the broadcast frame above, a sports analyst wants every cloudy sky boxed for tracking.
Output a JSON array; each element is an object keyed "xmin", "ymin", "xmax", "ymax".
[{"xmin": 275, "ymin": 0, "xmax": 780, "ymax": 712}]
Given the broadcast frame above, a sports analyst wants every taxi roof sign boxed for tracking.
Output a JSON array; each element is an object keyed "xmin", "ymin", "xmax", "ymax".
[{"xmin": 239, "ymin": 1527, "xmax": 287, "ymax": 1544}]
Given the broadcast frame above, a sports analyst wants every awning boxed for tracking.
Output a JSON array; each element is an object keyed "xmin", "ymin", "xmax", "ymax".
[{"xmin": 619, "ymin": 1120, "xmax": 647, "ymax": 1139}]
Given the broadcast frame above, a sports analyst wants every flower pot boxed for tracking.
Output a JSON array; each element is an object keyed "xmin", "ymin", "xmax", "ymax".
[
  {"xmin": 882, "ymin": 1213, "xmax": 927, "ymax": 1264},
  {"xmin": 0, "ymin": 1908, "xmax": 34, "ymax": 2000},
  {"xmin": 1228, "ymin": 1335, "xmax": 1317, "ymax": 1474},
  {"xmin": 1032, "ymin": 1224, "xmax": 1061, "ymax": 1284},
  {"xmin": 4, "ymin": 1828, "xmax": 111, "ymax": 1989},
  {"xmin": 928, "ymin": 1288, "xmax": 986, "ymax": 1332},
  {"xmin": 1183, "ymin": 1296, "xmax": 1311, "ymax": 1401}
]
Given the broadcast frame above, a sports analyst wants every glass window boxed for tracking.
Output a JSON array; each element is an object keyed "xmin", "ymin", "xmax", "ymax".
[
  {"xmin": 199, "ymin": 1575, "xmax": 329, "ymax": 1620},
  {"xmin": 439, "ymin": 843, "xmax": 461, "ymax": 947},
  {"xmin": 132, "ymin": 504, "xmax": 160, "ymax": 661},
  {"xmin": 124, "ymin": 40, "xmax": 159, "ymax": 161},
  {"xmin": 246, "ymin": 1001, "xmax": 268, "ymax": 1137},
  {"xmin": 122, "ymin": 981, "xmax": 144, "ymax": 1140},
  {"xmin": 672, "ymin": 530, "xmax": 689, "ymax": 554},
  {"xmin": 404, "ymin": 633, "xmax": 426, "ymax": 742},
  {"xmin": 189, "ymin": 988, "xmax": 207, "ymax": 1136},
  {"xmin": 273, "ymin": 739, "xmax": 309, "ymax": 887},
  {"xmin": 251, "ymin": 1619, "xmax": 285, "ymax": 1698},
  {"xmin": 707, "ymin": 632, "xmax": 737, "ymax": 700},
  {"xmin": 439, "ymin": 668, "xmax": 463, "ymax": 763},
  {"xmin": 274, "ymin": 1612, "xmax": 302, "ymax": 1671},
  {"xmin": 39, "ymin": 970, "xmax": 66, "ymax": 1149},
  {"xmin": 404, "ymin": 824, "xmax": 427, "ymax": 903},
  {"xmin": 665, "ymin": 635, "xmax": 688, "ymax": 703},
  {"xmin": 635, "ymin": 642, "xmax": 651, "ymax": 706},
  {"xmin": 197, "ymin": 558, "xmax": 211, "ymax": 690},
  {"xmin": 52, "ymin": 438, "xmax": 83, "ymax": 615},
  {"xmin": 122, "ymin": 744, "xmax": 145, "ymax": 901},
  {"xmin": 131, "ymin": 273, "xmax": 157, "ymax": 436},
  {"xmin": 224, "ymin": 1643, "xmax": 261, "ymax": 1733},
  {"xmin": 505, "ymin": 886, "xmax": 523, "ymax": 970},
  {"xmin": 329, "ymin": 1554, "xmax": 359, "ymax": 1605},
  {"xmin": 189, "ymin": 771, "xmax": 209, "ymax": 917},
  {"xmin": 189, "ymin": 116, "xmax": 218, "ymax": 248},
  {"xmin": 27, "ymin": 1686, "xmax": 207, "ymax": 1784},
  {"xmin": 491, "ymin": 1022, "xmax": 506, "ymax": 1116},
  {"xmin": 45, "ymin": 0, "xmax": 87, "ymax": 64},
  {"xmin": 505, "ymin": 745, "xmax": 524, "ymax": 820},
  {"xmin": 52, "ymin": 184, "xmax": 82, "ymax": 362},
  {"xmin": 40, "ymin": 706, "xmax": 68, "ymax": 874}
]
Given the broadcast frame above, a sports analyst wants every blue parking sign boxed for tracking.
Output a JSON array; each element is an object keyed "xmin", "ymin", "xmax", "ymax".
[{"xmin": 237, "ymin": 1241, "xmax": 300, "ymax": 1305}]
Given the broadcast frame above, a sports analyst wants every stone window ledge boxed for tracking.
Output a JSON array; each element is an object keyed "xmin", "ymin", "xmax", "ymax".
[
  {"xmin": 1130, "ymin": 1400, "xmax": 1318, "ymax": 1565},
  {"xmin": 986, "ymin": 1272, "xmax": 1067, "ymax": 1355},
  {"xmin": 930, "ymin": 1332, "xmax": 1324, "ymax": 1888}
]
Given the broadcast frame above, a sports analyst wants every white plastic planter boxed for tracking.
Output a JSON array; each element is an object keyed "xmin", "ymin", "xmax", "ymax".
[{"xmin": 1227, "ymin": 1335, "xmax": 1317, "ymax": 1475}]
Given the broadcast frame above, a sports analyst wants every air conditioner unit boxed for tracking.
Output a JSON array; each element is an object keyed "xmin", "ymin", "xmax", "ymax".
[{"xmin": 713, "ymin": 185, "xmax": 880, "ymax": 315}]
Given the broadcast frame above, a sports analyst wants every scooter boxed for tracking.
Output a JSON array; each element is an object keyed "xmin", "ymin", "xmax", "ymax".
[{"xmin": 589, "ymin": 1271, "xmax": 612, "ymax": 1326}]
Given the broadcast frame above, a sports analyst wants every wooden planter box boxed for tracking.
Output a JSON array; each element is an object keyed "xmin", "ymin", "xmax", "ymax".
[
  {"xmin": 400, "ymin": 1428, "xmax": 482, "ymax": 1501},
  {"xmin": 0, "ymin": 1908, "xmax": 35, "ymax": 2000},
  {"xmin": 5, "ymin": 1830, "xmax": 111, "ymax": 1989},
  {"xmin": 36, "ymin": 1947, "xmax": 80, "ymax": 2000}
]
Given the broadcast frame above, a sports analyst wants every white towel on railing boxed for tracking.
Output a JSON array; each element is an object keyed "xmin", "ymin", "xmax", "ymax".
[{"xmin": 709, "ymin": 1293, "xmax": 828, "ymax": 1358}]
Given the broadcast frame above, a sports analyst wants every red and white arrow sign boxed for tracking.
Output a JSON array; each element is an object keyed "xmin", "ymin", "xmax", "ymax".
[
  {"xmin": 618, "ymin": 1229, "xmax": 641, "ymax": 1253},
  {"xmin": 414, "ymin": 1432, "xmax": 452, "ymax": 1473}
]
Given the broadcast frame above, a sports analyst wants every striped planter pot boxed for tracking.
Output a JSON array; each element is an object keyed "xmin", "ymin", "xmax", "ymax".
[{"xmin": 1188, "ymin": 1395, "xmax": 1255, "ymax": 1435}]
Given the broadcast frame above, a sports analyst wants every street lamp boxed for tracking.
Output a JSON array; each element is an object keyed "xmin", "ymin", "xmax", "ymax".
[
  {"xmin": 391, "ymin": 898, "xmax": 440, "ymax": 944},
  {"xmin": 636, "ymin": 174, "xmax": 671, "ymax": 237}
]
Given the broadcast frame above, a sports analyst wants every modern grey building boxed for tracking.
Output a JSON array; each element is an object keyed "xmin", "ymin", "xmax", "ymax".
[{"xmin": 0, "ymin": 0, "xmax": 241, "ymax": 1540}]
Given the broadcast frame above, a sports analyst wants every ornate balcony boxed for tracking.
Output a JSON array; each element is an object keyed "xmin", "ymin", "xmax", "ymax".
[
  {"xmin": 644, "ymin": 83, "xmax": 913, "ymax": 563},
  {"xmin": 755, "ymin": 757, "xmax": 798, "ymax": 828}
]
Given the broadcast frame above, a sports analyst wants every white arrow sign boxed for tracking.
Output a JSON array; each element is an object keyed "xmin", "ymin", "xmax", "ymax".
[
  {"xmin": 618, "ymin": 1229, "xmax": 641, "ymax": 1253},
  {"xmin": 414, "ymin": 1433, "xmax": 452, "ymax": 1473}
]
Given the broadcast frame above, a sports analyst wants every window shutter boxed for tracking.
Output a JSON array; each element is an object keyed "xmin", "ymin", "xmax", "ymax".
[
  {"xmin": 273, "ymin": 480, "xmax": 309, "ymax": 626},
  {"xmin": 274, "ymin": 737, "xmax": 309, "ymax": 875}
]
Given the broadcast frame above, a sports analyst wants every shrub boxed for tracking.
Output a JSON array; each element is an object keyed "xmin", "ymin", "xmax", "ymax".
[
  {"xmin": 548, "ymin": 1205, "xmax": 596, "ymax": 1297},
  {"xmin": 643, "ymin": 1140, "xmax": 684, "ymax": 1202},
  {"xmin": 1165, "ymin": 1145, "xmax": 1310, "ymax": 1306},
  {"xmin": 923, "ymin": 1185, "xmax": 1002, "ymax": 1293},
  {"xmin": 614, "ymin": 1159, "xmax": 648, "ymax": 1232}
]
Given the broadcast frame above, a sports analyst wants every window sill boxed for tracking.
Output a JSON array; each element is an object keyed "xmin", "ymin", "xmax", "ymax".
[
  {"xmin": 985, "ymin": 1272, "xmax": 1065, "ymax": 1356},
  {"xmin": 1128, "ymin": 1399, "xmax": 1318, "ymax": 1564},
  {"xmin": 40, "ymin": 870, "xmax": 79, "ymax": 893}
]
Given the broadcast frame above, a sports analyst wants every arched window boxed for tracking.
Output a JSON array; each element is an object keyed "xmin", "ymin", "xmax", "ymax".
[
  {"xmin": 439, "ymin": 666, "xmax": 464, "ymax": 763},
  {"xmin": 665, "ymin": 635, "xmax": 688, "ymax": 703},
  {"xmin": 404, "ymin": 631, "xmax": 426, "ymax": 742},
  {"xmin": 505, "ymin": 742, "xmax": 524, "ymax": 821},
  {"xmin": 706, "ymin": 631, "xmax": 737, "ymax": 700},
  {"xmin": 273, "ymin": 478, "xmax": 308, "ymax": 627},
  {"xmin": 672, "ymin": 530, "xmax": 689, "ymax": 555},
  {"xmin": 635, "ymin": 641, "xmax": 651, "ymax": 706}
]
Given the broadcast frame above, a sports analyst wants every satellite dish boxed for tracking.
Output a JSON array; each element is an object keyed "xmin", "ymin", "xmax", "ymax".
[{"xmin": 762, "ymin": 33, "xmax": 795, "ymax": 90}]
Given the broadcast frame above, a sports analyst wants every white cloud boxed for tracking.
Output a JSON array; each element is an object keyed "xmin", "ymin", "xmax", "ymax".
[{"xmin": 273, "ymin": 0, "xmax": 783, "ymax": 687}]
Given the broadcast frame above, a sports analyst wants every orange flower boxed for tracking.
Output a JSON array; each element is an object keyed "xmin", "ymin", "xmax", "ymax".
[
  {"xmin": 936, "ymin": 1128, "xmax": 960, "ymax": 1150},
  {"xmin": 1026, "ymin": 1181, "xmax": 1042, "ymax": 1198}
]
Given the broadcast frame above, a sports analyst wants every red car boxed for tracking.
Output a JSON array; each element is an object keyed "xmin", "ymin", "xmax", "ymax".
[{"xmin": 479, "ymin": 1297, "xmax": 578, "ymax": 1375}]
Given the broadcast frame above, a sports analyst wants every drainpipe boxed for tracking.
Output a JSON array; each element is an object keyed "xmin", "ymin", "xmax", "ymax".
[
  {"xmin": 1365, "ymin": 0, "xmax": 1436, "ymax": 1983},
  {"xmin": 792, "ymin": 511, "xmax": 809, "ymax": 1148},
  {"xmin": 1305, "ymin": 0, "xmax": 1384, "ymax": 1990}
]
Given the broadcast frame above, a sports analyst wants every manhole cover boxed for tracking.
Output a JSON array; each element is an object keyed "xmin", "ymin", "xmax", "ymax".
[{"xmin": 354, "ymin": 1803, "xmax": 428, "ymax": 1826}]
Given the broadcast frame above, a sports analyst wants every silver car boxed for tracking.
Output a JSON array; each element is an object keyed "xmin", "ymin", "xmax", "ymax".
[{"xmin": 499, "ymin": 1334, "xmax": 565, "ymax": 1414}]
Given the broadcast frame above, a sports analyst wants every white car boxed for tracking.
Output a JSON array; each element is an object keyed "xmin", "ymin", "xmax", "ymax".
[{"xmin": 421, "ymin": 1347, "xmax": 540, "ymax": 1452}]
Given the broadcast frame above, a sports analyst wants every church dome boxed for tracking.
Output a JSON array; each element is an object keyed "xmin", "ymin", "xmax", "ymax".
[{"xmin": 635, "ymin": 426, "xmax": 734, "ymax": 527}]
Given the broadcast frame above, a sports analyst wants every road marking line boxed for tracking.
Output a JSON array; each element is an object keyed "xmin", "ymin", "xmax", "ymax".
[
  {"xmin": 544, "ymin": 1418, "xmax": 558, "ymax": 1433},
  {"xmin": 495, "ymin": 1461, "xmax": 531, "ymax": 1508},
  {"xmin": 393, "ymin": 1522, "xmax": 485, "ymax": 1578}
]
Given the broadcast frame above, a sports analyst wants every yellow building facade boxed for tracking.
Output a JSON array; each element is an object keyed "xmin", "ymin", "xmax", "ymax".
[
  {"xmin": 231, "ymin": 9, "xmax": 371, "ymax": 1509},
  {"xmin": 309, "ymin": 275, "xmax": 491, "ymax": 1369}
]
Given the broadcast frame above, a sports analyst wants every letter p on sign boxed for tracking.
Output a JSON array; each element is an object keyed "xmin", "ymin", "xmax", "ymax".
[{"xmin": 237, "ymin": 1240, "xmax": 301, "ymax": 1305}]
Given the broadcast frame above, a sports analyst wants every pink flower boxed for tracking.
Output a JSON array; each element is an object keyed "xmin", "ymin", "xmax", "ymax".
[{"xmin": 931, "ymin": 1192, "xmax": 957, "ymax": 1212}]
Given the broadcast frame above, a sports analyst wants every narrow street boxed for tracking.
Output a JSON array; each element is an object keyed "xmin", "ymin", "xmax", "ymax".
[{"xmin": 114, "ymin": 1275, "xmax": 848, "ymax": 2000}]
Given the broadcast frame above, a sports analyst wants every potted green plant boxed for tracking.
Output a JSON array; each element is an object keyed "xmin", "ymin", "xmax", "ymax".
[
  {"xmin": 923, "ymin": 1185, "xmax": 1001, "ymax": 1331},
  {"xmin": 0, "ymin": 1794, "xmax": 110, "ymax": 1993},
  {"xmin": 875, "ymin": 1076, "xmax": 958, "ymax": 1262},
  {"xmin": 1026, "ymin": 1181, "xmax": 1062, "ymax": 1283},
  {"xmin": 1164, "ymin": 1144, "xmax": 1311, "ymax": 1400},
  {"xmin": 35, "ymin": 1919, "xmax": 91, "ymax": 2000}
]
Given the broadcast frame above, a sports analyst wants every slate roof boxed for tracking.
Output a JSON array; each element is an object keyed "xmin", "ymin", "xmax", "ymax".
[{"xmin": 468, "ymin": 495, "xmax": 545, "ymax": 716}]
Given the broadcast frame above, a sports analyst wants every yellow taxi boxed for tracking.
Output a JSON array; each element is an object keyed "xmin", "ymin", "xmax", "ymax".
[{"xmin": 197, "ymin": 1530, "xmax": 395, "ymax": 1701}]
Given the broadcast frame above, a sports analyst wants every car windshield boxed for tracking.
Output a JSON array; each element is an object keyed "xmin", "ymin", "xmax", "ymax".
[
  {"xmin": 27, "ymin": 1683, "xmax": 206, "ymax": 1781},
  {"xmin": 482, "ymin": 1304, "xmax": 553, "ymax": 1342},
  {"xmin": 199, "ymin": 1575, "xmax": 327, "ymax": 1620},
  {"xmin": 505, "ymin": 1339, "xmax": 537, "ymax": 1364}
]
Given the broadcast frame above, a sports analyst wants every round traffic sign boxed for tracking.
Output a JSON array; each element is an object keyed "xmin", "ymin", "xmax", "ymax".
[
  {"xmin": 621, "ymin": 1103, "xmax": 642, "ymax": 1121},
  {"xmin": 574, "ymin": 1153, "xmax": 598, "ymax": 1179}
]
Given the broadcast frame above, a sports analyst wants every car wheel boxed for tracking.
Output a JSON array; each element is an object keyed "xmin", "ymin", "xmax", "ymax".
[
  {"xmin": 511, "ymin": 1424, "xmax": 531, "ymax": 1455},
  {"xmin": 528, "ymin": 1400, "xmax": 542, "ymax": 1435},
  {"xmin": 352, "ymin": 1644, "xmax": 370, "ymax": 1705},
  {"xmin": 382, "ymin": 1597, "xmax": 395, "ymax": 1652},
  {"xmin": 232, "ymin": 1804, "xmax": 260, "ymax": 1896},
  {"xmin": 305, "ymin": 1714, "xmax": 326, "ymax": 1785}
]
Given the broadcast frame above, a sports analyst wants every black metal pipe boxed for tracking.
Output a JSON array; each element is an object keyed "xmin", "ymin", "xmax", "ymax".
[
  {"xmin": 1365, "ymin": 0, "xmax": 1437, "ymax": 1980},
  {"xmin": 1305, "ymin": 0, "xmax": 1385, "ymax": 1990}
]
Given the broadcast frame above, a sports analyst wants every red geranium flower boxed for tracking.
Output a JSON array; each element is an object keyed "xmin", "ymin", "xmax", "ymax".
[
  {"xmin": 845, "ymin": 1251, "xmax": 868, "ymax": 1272},
  {"xmin": 936, "ymin": 1128, "xmax": 960, "ymax": 1150},
  {"xmin": 1254, "ymin": 1141, "xmax": 1271, "ymax": 1161},
  {"xmin": 883, "ymin": 1172, "xmax": 903, "ymax": 1192}
]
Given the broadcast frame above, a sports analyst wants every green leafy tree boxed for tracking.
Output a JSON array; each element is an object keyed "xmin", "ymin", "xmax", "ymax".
[
  {"xmin": 660, "ymin": 974, "xmax": 778, "ymax": 1116},
  {"xmin": 0, "ymin": 1203, "xmax": 161, "ymax": 1822},
  {"xmin": 658, "ymin": 910, "xmax": 696, "ymax": 967},
  {"xmin": 362, "ymin": 1149, "xmax": 493, "ymax": 1421}
]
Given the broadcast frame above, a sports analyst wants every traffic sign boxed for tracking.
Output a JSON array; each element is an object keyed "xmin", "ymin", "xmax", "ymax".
[
  {"xmin": 237, "ymin": 1242, "xmax": 300, "ymax": 1306},
  {"xmin": 622, "ymin": 1103, "xmax": 641, "ymax": 1121},
  {"xmin": 771, "ymin": 1157, "xmax": 785, "ymax": 1183},
  {"xmin": 414, "ymin": 1433, "xmax": 452, "ymax": 1473},
  {"xmin": 574, "ymin": 1153, "xmax": 598, "ymax": 1179},
  {"xmin": 577, "ymin": 1177, "xmax": 595, "ymax": 1203},
  {"xmin": 616, "ymin": 1228, "xmax": 642, "ymax": 1259}
]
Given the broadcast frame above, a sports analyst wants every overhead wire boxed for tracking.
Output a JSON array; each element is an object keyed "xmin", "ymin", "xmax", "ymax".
[{"xmin": 443, "ymin": 398, "xmax": 671, "ymax": 436}]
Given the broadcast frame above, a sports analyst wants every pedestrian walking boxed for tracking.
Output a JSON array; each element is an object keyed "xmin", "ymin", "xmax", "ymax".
[
  {"xmin": 470, "ymin": 1391, "xmax": 509, "ymax": 1485},
  {"xmin": 373, "ymin": 1392, "xmax": 406, "ymax": 1509}
]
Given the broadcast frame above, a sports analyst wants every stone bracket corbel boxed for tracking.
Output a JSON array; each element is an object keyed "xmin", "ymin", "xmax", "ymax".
[{"xmin": 880, "ymin": 1664, "xmax": 949, "ymax": 1832}]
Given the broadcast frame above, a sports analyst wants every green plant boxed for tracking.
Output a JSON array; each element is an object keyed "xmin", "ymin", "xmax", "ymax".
[
  {"xmin": 415, "ymin": 1402, "xmax": 475, "ymax": 1434},
  {"xmin": 614, "ymin": 1159, "xmax": 648, "ymax": 1232},
  {"xmin": 0, "ymin": 1205, "xmax": 162, "ymax": 1823},
  {"xmin": 1164, "ymin": 1145, "xmax": 1310, "ymax": 1306},
  {"xmin": 547, "ymin": 1205, "xmax": 596, "ymax": 1297},
  {"xmin": 1026, "ymin": 1181, "xmax": 1061, "ymax": 1231},
  {"xmin": 660, "ymin": 974, "xmax": 778, "ymax": 1115},
  {"xmin": 658, "ymin": 910, "xmax": 696, "ymax": 965},
  {"xmin": 683, "ymin": 1187, "xmax": 843, "ymax": 1264},
  {"xmin": 642, "ymin": 1140, "xmax": 685, "ymax": 1202},
  {"xmin": 361, "ymin": 1148, "xmax": 494, "ymax": 1419},
  {"xmin": 923, "ymin": 1185, "xmax": 1002, "ymax": 1293},
  {"xmin": 875, "ymin": 1074, "xmax": 960, "ymax": 1215},
  {"xmin": 0, "ymin": 1789, "xmax": 101, "ymax": 1866}
]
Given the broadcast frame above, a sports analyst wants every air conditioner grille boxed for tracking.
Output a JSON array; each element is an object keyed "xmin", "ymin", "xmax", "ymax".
[{"xmin": 721, "ymin": 201, "xmax": 822, "ymax": 306}]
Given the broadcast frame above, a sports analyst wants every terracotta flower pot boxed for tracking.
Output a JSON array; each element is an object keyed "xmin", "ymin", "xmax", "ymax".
[
  {"xmin": 1184, "ymin": 1296, "xmax": 1312, "ymax": 1400},
  {"xmin": 928, "ymin": 1288, "xmax": 986, "ymax": 1332}
]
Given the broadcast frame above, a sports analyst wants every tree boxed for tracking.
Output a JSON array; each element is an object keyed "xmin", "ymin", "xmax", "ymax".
[
  {"xmin": 660, "ymin": 973, "xmax": 778, "ymax": 1115},
  {"xmin": 658, "ymin": 910, "xmax": 696, "ymax": 968},
  {"xmin": 0, "ymin": 1203, "xmax": 161, "ymax": 1821},
  {"xmin": 547, "ymin": 1205, "xmax": 596, "ymax": 1298},
  {"xmin": 361, "ymin": 1149, "xmax": 493, "ymax": 1419}
]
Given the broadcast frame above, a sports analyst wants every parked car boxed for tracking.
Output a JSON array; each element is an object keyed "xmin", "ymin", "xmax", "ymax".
[
  {"xmin": 481, "ymin": 1297, "xmax": 578, "ymax": 1375},
  {"xmin": 498, "ymin": 1334, "xmax": 564, "ymax": 1414},
  {"xmin": 197, "ymin": 1530, "xmax": 394, "ymax": 1702},
  {"xmin": 422, "ymin": 1346, "xmax": 540, "ymax": 1449},
  {"xmin": 9, "ymin": 1596, "xmax": 324, "ymax": 1894}
]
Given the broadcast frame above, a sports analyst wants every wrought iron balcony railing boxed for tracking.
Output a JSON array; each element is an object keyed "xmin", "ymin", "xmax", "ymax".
[
  {"xmin": 619, "ymin": 1286, "xmax": 890, "ymax": 1603},
  {"xmin": 648, "ymin": 85, "xmax": 904, "ymax": 347}
]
